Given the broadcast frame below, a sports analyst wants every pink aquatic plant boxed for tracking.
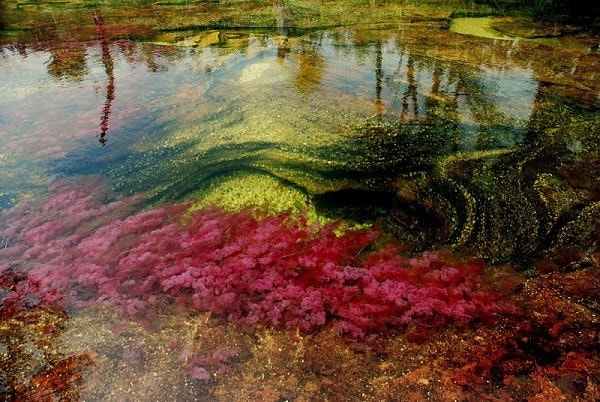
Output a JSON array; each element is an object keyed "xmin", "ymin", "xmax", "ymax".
[
  {"xmin": 0, "ymin": 178, "xmax": 518, "ymax": 339},
  {"xmin": 189, "ymin": 366, "xmax": 211, "ymax": 381}
]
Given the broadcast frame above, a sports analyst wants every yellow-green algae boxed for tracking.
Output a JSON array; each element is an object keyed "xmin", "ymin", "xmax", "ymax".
[
  {"xmin": 186, "ymin": 171, "xmax": 312, "ymax": 216},
  {"xmin": 184, "ymin": 172, "xmax": 371, "ymax": 233},
  {"xmin": 449, "ymin": 17, "xmax": 516, "ymax": 40}
]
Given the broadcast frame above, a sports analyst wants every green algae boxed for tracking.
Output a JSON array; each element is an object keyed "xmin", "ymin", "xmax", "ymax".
[
  {"xmin": 183, "ymin": 171, "xmax": 373, "ymax": 233},
  {"xmin": 186, "ymin": 171, "xmax": 313, "ymax": 216},
  {"xmin": 449, "ymin": 17, "xmax": 516, "ymax": 40}
]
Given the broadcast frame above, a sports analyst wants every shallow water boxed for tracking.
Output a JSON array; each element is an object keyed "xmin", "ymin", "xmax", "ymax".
[
  {"xmin": 1, "ymin": 13, "xmax": 599, "ymax": 401},
  {"xmin": 1, "ymin": 28, "xmax": 543, "ymax": 200}
]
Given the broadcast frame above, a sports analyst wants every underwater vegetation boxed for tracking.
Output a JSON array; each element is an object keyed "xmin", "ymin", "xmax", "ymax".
[
  {"xmin": 0, "ymin": 177, "xmax": 517, "ymax": 340},
  {"xmin": 1, "ymin": 178, "xmax": 598, "ymax": 400}
]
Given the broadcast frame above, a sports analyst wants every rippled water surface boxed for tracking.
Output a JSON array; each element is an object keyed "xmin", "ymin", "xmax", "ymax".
[{"xmin": 1, "ymin": 12, "xmax": 599, "ymax": 400}]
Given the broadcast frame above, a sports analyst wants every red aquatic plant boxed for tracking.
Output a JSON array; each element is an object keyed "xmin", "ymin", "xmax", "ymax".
[
  {"xmin": 0, "ymin": 178, "xmax": 518, "ymax": 339},
  {"xmin": 12, "ymin": 353, "xmax": 94, "ymax": 400}
]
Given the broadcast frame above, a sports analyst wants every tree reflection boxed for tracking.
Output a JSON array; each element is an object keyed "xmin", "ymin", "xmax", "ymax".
[
  {"xmin": 294, "ymin": 35, "xmax": 325, "ymax": 96},
  {"xmin": 46, "ymin": 40, "xmax": 87, "ymax": 81},
  {"xmin": 28, "ymin": 20, "xmax": 89, "ymax": 81},
  {"xmin": 93, "ymin": 11, "xmax": 115, "ymax": 146},
  {"xmin": 370, "ymin": 36, "xmax": 532, "ymax": 151},
  {"xmin": 400, "ymin": 53, "xmax": 419, "ymax": 123},
  {"xmin": 423, "ymin": 61, "xmax": 461, "ymax": 153},
  {"xmin": 374, "ymin": 41, "xmax": 384, "ymax": 118}
]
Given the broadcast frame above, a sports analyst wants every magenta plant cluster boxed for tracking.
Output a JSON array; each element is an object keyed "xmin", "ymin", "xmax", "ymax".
[{"xmin": 0, "ymin": 178, "xmax": 517, "ymax": 338}]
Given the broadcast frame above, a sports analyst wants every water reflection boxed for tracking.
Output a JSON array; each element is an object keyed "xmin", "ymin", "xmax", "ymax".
[
  {"xmin": 374, "ymin": 41, "xmax": 384, "ymax": 118},
  {"xmin": 3, "ymin": 29, "xmax": 597, "ymax": 243},
  {"xmin": 294, "ymin": 36, "xmax": 325, "ymax": 96},
  {"xmin": 93, "ymin": 11, "xmax": 115, "ymax": 145},
  {"xmin": 0, "ymin": 26, "xmax": 598, "ymax": 262},
  {"xmin": 47, "ymin": 39, "xmax": 87, "ymax": 82}
]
